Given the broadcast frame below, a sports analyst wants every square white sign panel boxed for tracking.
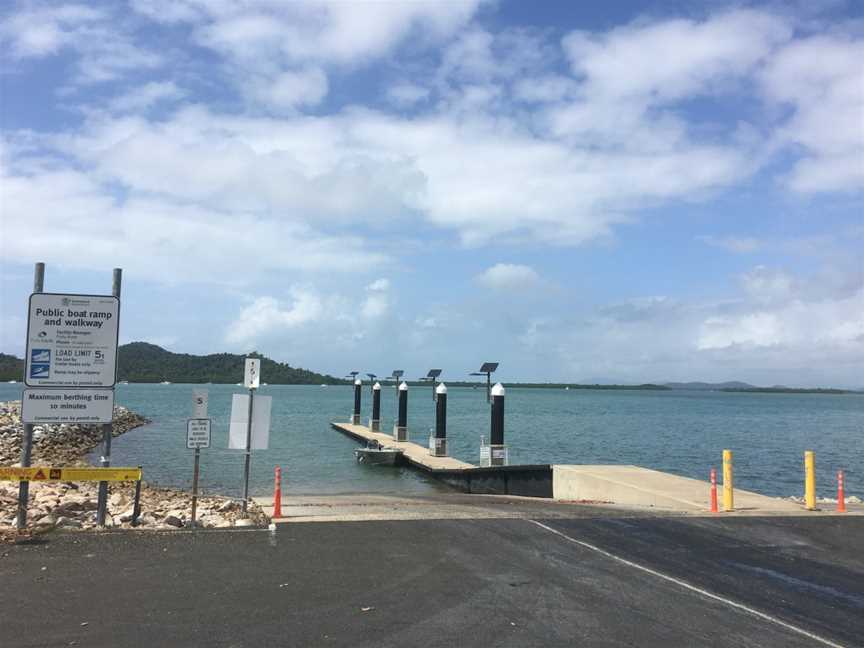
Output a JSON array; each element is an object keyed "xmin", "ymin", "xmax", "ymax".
[
  {"xmin": 25, "ymin": 293, "xmax": 120, "ymax": 387},
  {"xmin": 22, "ymin": 388, "xmax": 115, "ymax": 424},
  {"xmin": 187, "ymin": 418, "xmax": 211, "ymax": 449},
  {"xmin": 192, "ymin": 389, "xmax": 208, "ymax": 418},
  {"xmin": 244, "ymin": 358, "xmax": 260, "ymax": 389},
  {"xmin": 228, "ymin": 393, "xmax": 271, "ymax": 450}
]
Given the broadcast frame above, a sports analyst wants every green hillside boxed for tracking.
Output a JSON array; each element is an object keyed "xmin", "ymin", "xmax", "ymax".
[
  {"xmin": 116, "ymin": 342, "xmax": 344, "ymax": 384},
  {"xmin": 0, "ymin": 353, "xmax": 24, "ymax": 382},
  {"xmin": 0, "ymin": 344, "xmax": 344, "ymax": 384}
]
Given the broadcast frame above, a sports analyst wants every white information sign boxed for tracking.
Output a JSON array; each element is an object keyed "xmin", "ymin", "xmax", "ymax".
[
  {"xmin": 228, "ymin": 394, "xmax": 271, "ymax": 450},
  {"xmin": 187, "ymin": 418, "xmax": 211, "ymax": 449},
  {"xmin": 192, "ymin": 389, "xmax": 208, "ymax": 418},
  {"xmin": 25, "ymin": 293, "xmax": 120, "ymax": 387},
  {"xmin": 244, "ymin": 358, "xmax": 261, "ymax": 389},
  {"xmin": 21, "ymin": 388, "xmax": 115, "ymax": 424}
]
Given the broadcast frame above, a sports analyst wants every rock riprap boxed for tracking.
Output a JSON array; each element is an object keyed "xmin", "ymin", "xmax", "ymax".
[
  {"xmin": 0, "ymin": 401, "xmax": 148, "ymax": 466},
  {"xmin": 0, "ymin": 401, "xmax": 267, "ymax": 536}
]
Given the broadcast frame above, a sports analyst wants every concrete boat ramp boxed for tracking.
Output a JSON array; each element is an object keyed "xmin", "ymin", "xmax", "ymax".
[{"xmin": 328, "ymin": 421, "xmax": 838, "ymax": 517}]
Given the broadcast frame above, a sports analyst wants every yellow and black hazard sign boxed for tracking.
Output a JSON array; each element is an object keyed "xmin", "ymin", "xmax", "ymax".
[{"xmin": 0, "ymin": 467, "xmax": 142, "ymax": 482}]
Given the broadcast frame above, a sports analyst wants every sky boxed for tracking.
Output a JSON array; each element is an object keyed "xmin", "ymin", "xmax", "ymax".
[{"xmin": 0, "ymin": 0, "xmax": 862, "ymax": 387}]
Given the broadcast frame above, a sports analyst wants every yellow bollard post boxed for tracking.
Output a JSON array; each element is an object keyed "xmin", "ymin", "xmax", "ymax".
[
  {"xmin": 804, "ymin": 451, "xmax": 816, "ymax": 510},
  {"xmin": 722, "ymin": 449, "xmax": 734, "ymax": 511}
]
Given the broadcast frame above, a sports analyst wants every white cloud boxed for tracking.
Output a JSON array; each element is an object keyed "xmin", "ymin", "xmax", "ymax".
[
  {"xmin": 361, "ymin": 278, "xmax": 391, "ymax": 319},
  {"xmin": 476, "ymin": 264, "xmax": 540, "ymax": 291},
  {"xmin": 697, "ymin": 290, "xmax": 864, "ymax": 350},
  {"xmin": 387, "ymin": 83, "xmax": 430, "ymax": 107},
  {"xmin": 225, "ymin": 290, "xmax": 324, "ymax": 345},
  {"xmin": 0, "ymin": 4, "xmax": 103, "ymax": 58},
  {"xmin": 0, "ymin": 164, "xmax": 387, "ymax": 281},
  {"xmin": 109, "ymin": 81, "xmax": 185, "ymax": 112},
  {"xmin": 697, "ymin": 235, "xmax": 762, "ymax": 253},
  {"xmin": 248, "ymin": 67, "xmax": 329, "ymax": 110},
  {"xmin": 562, "ymin": 10, "xmax": 791, "ymax": 104},
  {"xmin": 0, "ymin": 4, "xmax": 163, "ymax": 84},
  {"xmin": 760, "ymin": 35, "xmax": 864, "ymax": 192}
]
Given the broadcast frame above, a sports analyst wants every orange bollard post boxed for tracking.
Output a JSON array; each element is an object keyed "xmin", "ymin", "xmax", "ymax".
[
  {"xmin": 837, "ymin": 470, "xmax": 846, "ymax": 513},
  {"xmin": 710, "ymin": 467, "xmax": 718, "ymax": 513},
  {"xmin": 273, "ymin": 466, "xmax": 282, "ymax": 518}
]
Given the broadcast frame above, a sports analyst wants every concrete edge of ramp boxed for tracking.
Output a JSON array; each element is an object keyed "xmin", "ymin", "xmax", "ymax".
[{"xmin": 552, "ymin": 465, "xmax": 805, "ymax": 513}]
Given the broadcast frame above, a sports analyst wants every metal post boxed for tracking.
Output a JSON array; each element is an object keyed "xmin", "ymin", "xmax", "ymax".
[
  {"xmin": 487, "ymin": 372, "xmax": 491, "ymax": 403},
  {"xmin": 131, "ymin": 473, "xmax": 142, "ymax": 527},
  {"xmin": 242, "ymin": 387, "xmax": 254, "ymax": 515},
  {"xmin": 352, "ymin": 378, "xmax": 362, "ymax": 424},
  {"xmin": 490, "ymin": 383, "xmax": 507, "ymax": 465},
  {"xmin": 371, "ymin": 382, "xmax": 381, "ymax": 431},
  {"xmin": 16, "ymin": 262, "xmax": 45, "ymax": 529},
  {"xmin": 394, "ymin": 382, "xmax": 408, "ymax": 441},
  {"xmin": 723, "ymin": 449, "xmax": 734, "ymax": 512},
  {"xmin": 431, "ymin": 383, "xmax": 447, "ymax": 456},
  {"xmin": 804, "ymin": 450, "xmax": 816, "ymax": 510},
  {"xmin": 191, "ymin": 448, "xmax": 201, "ymax": 527},
  {"xmin": 97, "ymin": 268, "xmax": 121, "ymax": 527}
]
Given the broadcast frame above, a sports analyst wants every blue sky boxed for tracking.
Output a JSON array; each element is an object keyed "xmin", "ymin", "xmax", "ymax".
[{"xmin": 1, "ymin": 0, "xmax": 862, "ymax": 386}]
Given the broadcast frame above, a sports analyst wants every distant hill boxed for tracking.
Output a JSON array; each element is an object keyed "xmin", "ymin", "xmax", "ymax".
[
  {"xmin": 0, "ymin": 353, "xmax": 24, "ymax": 382},
  {"xmin": 664, "ymin": 381, "xmax": 756, "ymax": 390},
  {"xmin": 0, "ymin": 344, "xmax": 344, "ymax": 384},
  {"xmin": 116, "ymin": 342, "xmax": 344, "ymax": 384}
]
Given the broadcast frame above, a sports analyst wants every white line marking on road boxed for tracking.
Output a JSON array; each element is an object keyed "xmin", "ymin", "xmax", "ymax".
[{"xmin": 528, "ymin": 519, "xmax": 846, "ymax": 648}]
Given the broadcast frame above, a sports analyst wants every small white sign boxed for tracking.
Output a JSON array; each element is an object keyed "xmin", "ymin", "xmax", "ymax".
[
  {"xmin": 187, "ymin": 418, "xmax": 211, "ymax": 449},
  {"xmin": 25, "ymin": 293, "xmax": 120, "ymax": 387},
  {"xmin": 192, "ymin": 389, "xmax": 208, "ymax": 418},
  {"xmin": 244, "ymin": 358, "xmax": 261, "ymax": 389},
  {"xmin": 228, "ymin": 393, "xmax": 271, "ymax": 450},
  {"xmin": 22, "ymin": 388, "xmax": 115, "ymax": 424}
]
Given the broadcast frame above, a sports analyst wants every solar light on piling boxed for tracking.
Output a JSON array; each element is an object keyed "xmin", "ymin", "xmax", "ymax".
[
  {"xmin": 470, "ymin": 362, "xmax": 499, "ymax": 403},
  {"xmin": 421, "ymin": 369, "xmax": 442, "ymax": 401},
  {"xmin": 366, "ymin": 373, "xmax": 377, "ymax": 395},
  {"xmin": 345, "ymin": 371, "xmax": 359, "ymax": 381}
]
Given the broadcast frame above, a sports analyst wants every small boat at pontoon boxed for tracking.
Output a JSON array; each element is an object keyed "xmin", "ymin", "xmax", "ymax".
[{"xmin": 354, "ymin": 440, "xmax": 403, "ymax": 466}]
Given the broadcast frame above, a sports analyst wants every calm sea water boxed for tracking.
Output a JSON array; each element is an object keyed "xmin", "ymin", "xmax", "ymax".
[{"xmin": 2, "ymin": 383, "xmax": 861, "ymax": 499}]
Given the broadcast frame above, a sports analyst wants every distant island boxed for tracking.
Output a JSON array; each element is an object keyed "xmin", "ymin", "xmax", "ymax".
[{"xmin": 0, "ymin": 347, "xmax": 859, "ymax": 393}]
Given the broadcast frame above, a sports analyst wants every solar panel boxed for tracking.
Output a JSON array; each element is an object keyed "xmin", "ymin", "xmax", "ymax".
[
  {"xmin": 478, "ymin": 362, "xmax": 498, "ymax": 373},
  {"xmin": 426, "ymin": 369, "xmax": 442, "ymax": 378},
  {"xmin": 391, "ymin": 369, "xmax": 404, "ymax": 379}
]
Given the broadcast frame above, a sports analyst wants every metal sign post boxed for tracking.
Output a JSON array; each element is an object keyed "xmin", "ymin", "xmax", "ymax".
[
  {"xmin": 96, "ymin": 268, "xmax": 122, "ymax": 527},
  {"xmin": 242, "ymin": 358, "xmax": 260, "ymax": 516},
  {"xmin": 187, "ymin": 416, "xmax": 211, "ymax": 527},
  {"xmin": 17, "ymin": 263, "xmax": 44, "ymax": 528}
]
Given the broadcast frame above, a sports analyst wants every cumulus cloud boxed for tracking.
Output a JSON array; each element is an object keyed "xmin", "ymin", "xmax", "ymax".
[
  {"xmin": 225, "ymin": 290, "xmax": 325, "ymax": 345},
  {"xmin": 361, "ymin": 278, "xmax": 391, "ymax": 319},
  {"xmin": 760, "ymin": 35, "xmax": 864, "ymax": 192},
  {"xmin": 476, "ymin": 264, "xmax": 540, "ymax": 291}
]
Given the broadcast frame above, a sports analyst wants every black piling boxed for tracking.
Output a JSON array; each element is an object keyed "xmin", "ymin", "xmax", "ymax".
[
  {"xmin": 395, "ymin": 382, "xmax": 408, "ymax": 441},
  {"xmin": 432, "ymin": 383, "xmax": 447, "ymax": 456},
  {"xmin": 371, "ymin": 382, "xmax": 381, "ymax": 431},
  {"xmin": 490, "ymin": 383, "xmax": 507, "ymax": 466},
  {"xmin": 352, "ymin": 378, "xmax": 362, "ymax": 424}
]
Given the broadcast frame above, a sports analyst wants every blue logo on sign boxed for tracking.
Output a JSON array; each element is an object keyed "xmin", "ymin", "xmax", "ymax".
[{"xmin": 30, "ymin": 349, "xmax": 50, "ymax": 379}]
